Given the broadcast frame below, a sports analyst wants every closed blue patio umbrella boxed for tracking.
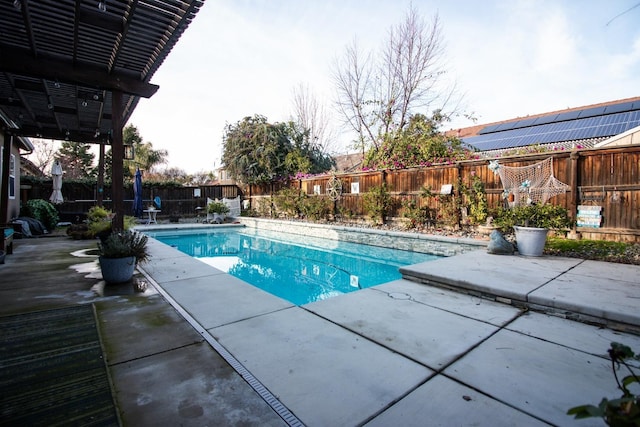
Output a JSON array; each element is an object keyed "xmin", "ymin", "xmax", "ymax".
[{"xmin": 133, "ymin": 168, "xmax": 143, "ymax": 218}]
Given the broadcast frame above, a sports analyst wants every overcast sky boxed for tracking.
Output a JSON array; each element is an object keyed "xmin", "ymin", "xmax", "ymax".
[{"xmin": 126, "ymin": 0, "xmax": 640, "ymax": 174}]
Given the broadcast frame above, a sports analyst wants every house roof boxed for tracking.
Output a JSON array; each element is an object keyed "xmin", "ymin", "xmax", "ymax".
[
  {"xmin": 332, "ymin": 152, "xmax": 364, "ymax": 173},
  {"xmin": 451, "ymin": 96, "xmax": 640, "ymax": 152},
  {"xmin": 0, "ymin": 0, "xmax": 204, "ymax": 144}
]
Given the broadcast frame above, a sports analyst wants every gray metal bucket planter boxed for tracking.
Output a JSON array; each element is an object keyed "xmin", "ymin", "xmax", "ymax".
[{"xmin": 514, "ymin": 226, "xmax": 549, "ymax": 257}]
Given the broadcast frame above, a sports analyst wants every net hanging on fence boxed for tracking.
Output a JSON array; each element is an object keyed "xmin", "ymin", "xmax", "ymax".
[{"xmin": 489, "ymin": 157, "xmax": 569, "ymax": 206}]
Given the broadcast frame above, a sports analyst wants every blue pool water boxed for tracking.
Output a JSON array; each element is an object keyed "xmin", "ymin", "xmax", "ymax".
[{"xmin": 145, "ymin": 228, "xmax": 440, "ymax": 305}]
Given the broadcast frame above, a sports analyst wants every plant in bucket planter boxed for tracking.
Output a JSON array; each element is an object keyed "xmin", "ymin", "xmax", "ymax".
[
  {"xmin": 493, "ymin": 203, "xmax": 573, "ymax": 256},
  {"xmin": 207, "ymin": 200, "xmax": 229, "ymax": 223},
  {"xmin": 97, "ymin": 230, "xmax": 150, "ymax": 284}
]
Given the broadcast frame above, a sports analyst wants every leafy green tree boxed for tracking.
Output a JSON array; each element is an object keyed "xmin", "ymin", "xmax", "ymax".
[
  {"xmin": 364, "ymin": 113, "xmax": 474, "ymax": 170},
  {"xmin": 222, "ymin": 115, "xmax": 334, "ymax": 184},
  {"xmin": 283, "ymin": 121, "xmax": 334, "ymax": 176},
  {"xmin": 105, "ymin": 124, "xmax": 168, "ymax": 178},
  {"xmin": 222, "ymin": 115, "xmax": 290, "ymax": 184},
  {"xmin": 57, "ymin": 141, "xmax": 96, "ymax": 178}
]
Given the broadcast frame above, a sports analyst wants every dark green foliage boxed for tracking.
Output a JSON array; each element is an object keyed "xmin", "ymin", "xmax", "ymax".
[
  {"xmin": 466, "ymin": 176, "xmax": 488, "ymax": 225},
  {"xmin": 254, "ymin": 198, "xmax": 274, "ymax": 218},
  {"xmin": 401, "ymin": 198, "xmax": 436, "ymax": 229},
  {"xmin": 57, "ymin": 141, "xmax": 96, "ymax": 179},
  {"xmin": 273, "ymin": 187, "xmax": 307, "ymax": 218},
  {"xmin": 104, "ymin": 124, "xmax": 168, "ymax": 178},
  {"xmin": 568, "ymin": 342, "xmax": 639, "ymax": 426},
  {"xmin": 23, "ymin": 199, "xmax": 59, "ymax": 231},
  {"xmin": 273, "ymin": 188, "xmax": 333, "ymax": 221},
  {"xmin": 363, "ymin": 113, "xmax": 476, "ymax": 170},
  {"xmin": 86, "ymin": 206, "xmax": 136, "ymax": 238},
  {"xmin": 493, "ymin": 203, "xmax": 573, "ymax": 232},
  {"xmin": 222, "ymin": 115, "xmax": 334, "ymax": 184},
  {"xmin": 300, "ymin": 196, "xmax": 332, "ymax": 221},
  {"xmin": 206, "ymin": 201, "xmax": 230, "ymax": 214},
  {"xmin": 97, "ymin": 230, "xmax": 150, "ymax": 264},
  {"xmin": 362, "ymin": 184, "xmax": 393, "ymax": 224}
]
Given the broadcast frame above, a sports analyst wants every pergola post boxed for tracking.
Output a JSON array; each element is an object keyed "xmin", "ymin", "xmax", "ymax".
[
  {"xmin": 111, "ymin": 91, "xmax": 125, "ymax": 231},
  {"xmin": 97, "ymin": 143, "xmax": 105, "ymax": 207},
  {"xmin": 0, "ymin": 132, "xmax": 12, "ymax": 222}
]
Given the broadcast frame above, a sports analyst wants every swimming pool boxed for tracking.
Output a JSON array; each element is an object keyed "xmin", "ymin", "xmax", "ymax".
[{"xmin": 145, "ymin": 228, "xmax": 440, "ymax": 305}]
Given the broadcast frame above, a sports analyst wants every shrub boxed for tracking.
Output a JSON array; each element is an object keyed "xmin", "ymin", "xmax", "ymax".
[
  {"xmin": 255, "ymin": 197, "xmax": 274, "ymax": 218},
  {"xmin": 86, "ymin": 206, "xmax": 136, "ymax": 238},
  {"xmin": 466, "ymin": 176, "xmax": 488, "ymax": 225},
  {"xmin": 493, "ymin": 203, "xmax": 573, "ymax": 232},
  {"xmin": 273, "ymin": 187, "xmax": 306, "ymax": 218},
  {"xmin": 300, "ymin": 196, "xmax": 332, "ymax": 221},
  {"xmin": 362, "ymin": 184, "xmax": 392, "ymax": 224},
  {"xmin": 23, "ymin": 199, "xmax": 59, "ymax": 231},
  {"xmin": 401, "ymin": 199, "xmax": 436, "ymax": 229},
  {"xmin": 97, "ymin": 230, "xmax": 150, "ymax": 264},
  {"xmin": 435, "ymin": 194, "xmax": 462, "ymax": 228},
  {"xmin": 207, "ymin": 200, "xmax": 230, "ymax": 214}
]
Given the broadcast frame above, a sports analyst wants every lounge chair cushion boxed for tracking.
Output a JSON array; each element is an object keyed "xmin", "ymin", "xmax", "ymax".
[{"xmin": 2, "ymin": 227, "xmax": 13, "ymax": 256}]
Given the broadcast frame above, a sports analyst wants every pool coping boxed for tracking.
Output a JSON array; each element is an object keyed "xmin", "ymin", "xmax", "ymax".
[
  {"xmin": 134, "ymin": 222, "xmax": 640, "ymax": 426},
  {"xmin": 137, "ymin": 218, "xmax": 487, "ymax": 258}
]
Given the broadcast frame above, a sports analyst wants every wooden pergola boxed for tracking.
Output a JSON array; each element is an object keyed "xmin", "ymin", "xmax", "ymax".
[{"xmin": 0, "ymin": 0, "xmax": 205, "ymax": 229}]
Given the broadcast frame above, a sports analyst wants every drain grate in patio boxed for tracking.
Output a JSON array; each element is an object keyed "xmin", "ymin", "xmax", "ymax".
[{"xmin": 0, "ymin": 304, "xmax": 119, "ymax": 426}]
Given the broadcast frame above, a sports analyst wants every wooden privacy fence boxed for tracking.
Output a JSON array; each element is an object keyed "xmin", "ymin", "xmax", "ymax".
[
  {"xmin": 23, "ymin": 183, "xmax": 241, "ymax": 222},
  {"xmin": 247, "ymin": 145, "xmax": 640, "ymax": 242}
]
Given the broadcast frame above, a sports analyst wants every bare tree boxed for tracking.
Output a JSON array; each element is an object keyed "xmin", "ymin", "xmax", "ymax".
[
  {"xmin": 27, "ymin": 138, "xmax": 57, "ymax": 175},
  {"xmin": 382, "ymin": 9, "xmax": 445, "ymax": 130},
  {"xmin": 332, "ymin": 5, "xmax": 454, "ymax": 153},
  {"xmin": 332, "ymin": 38, "xmax": 377, "ymax": 153},
  {"xmin": 291, "ymin": 83, "xmax": 337, "ymax": 154}
]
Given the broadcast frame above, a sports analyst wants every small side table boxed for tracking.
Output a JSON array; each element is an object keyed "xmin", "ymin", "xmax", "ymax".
[
  {"xmin": 195, "ymin": 206, "xmax": 205, "ymax": 223},
  {"xmin": 143, "ymin": 209, "xmax": 160, "ymax": 224}
]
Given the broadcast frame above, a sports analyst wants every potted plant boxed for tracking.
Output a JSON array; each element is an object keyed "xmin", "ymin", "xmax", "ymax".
[
  {"xmin": 97, "ymin": 230, "xmax": 150, "ymax": 284},
  {"xmin": 207, "ymin": 200, "xmax": 229, "ymax": 223},
  {"xmin": 493, "ymin": 203, "xmax": 573, "ymax": 256}
]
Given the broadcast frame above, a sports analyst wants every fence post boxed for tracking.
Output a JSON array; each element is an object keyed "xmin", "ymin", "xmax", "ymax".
[{"xmin": 569, "ymin": 151, "xmax": 580, "ymax": 238}]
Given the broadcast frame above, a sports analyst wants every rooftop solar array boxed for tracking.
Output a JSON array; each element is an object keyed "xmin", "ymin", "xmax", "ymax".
[{"xmin": 464, "ymin": 101, "xmax": 640, "ymax": 151}]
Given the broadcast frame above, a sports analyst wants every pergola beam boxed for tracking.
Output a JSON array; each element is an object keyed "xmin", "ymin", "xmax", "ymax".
[{"xmin": 0, "ymin": 46, "xmax": 159, "ymax": 99}]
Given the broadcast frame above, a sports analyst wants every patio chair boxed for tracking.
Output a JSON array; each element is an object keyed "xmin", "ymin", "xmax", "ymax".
[{"xmin": 2, "ymin": 226, "xmax": 13, "ymax": 255}]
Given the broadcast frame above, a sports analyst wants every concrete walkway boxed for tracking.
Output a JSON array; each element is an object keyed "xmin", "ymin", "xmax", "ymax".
[{"xmin": 1, "ymin": 233, "xmax": 640, "ymax": 426}]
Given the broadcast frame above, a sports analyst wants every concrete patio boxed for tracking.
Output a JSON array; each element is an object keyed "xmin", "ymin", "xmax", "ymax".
[{"xmin": 1, "ymin": 232, "xmax": 639, "ymax": 426}]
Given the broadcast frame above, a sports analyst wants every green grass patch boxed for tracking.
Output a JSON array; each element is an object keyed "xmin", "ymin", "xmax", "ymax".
[
  {"xmin": 546, "ymin": 237, "xmax": 627, "ymax": 254},
  {"xmin": 545, "ymin": 237, "xmax": 640, "ymax": 264}
]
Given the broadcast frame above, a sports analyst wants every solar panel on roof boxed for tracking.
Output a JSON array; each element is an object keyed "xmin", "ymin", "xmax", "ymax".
[
  {"xmin": 477, "ymin": 124, "xmax": 501, "ymax": 135},
  {"xmin": 514, "ymin": 117, "xmax": 537, "ymax": 128},
  {"xmin": 463, "ymin": 110, "xmax": 640, "ymax": 151},
  {"xmin": 495, "ymin": 121, "xmax": 518, "ymax": 132},
  {"xmin": 532, "ymin": 114, "xmax": 558, "ymax": 126},
  {"xmin": 604, "ymin": 101, "xmax": 634, "ymax": 114},
  {"xmin": 555, "ymin": 110, "xmax": 581, "ymax": 121},
  {"xmin": 578, "ymin": 106, "xmax": 607, "ymax": 119}
]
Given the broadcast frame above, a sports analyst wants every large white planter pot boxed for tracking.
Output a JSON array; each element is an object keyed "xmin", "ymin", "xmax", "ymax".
[
  {"xmin": 514, "ymin": 226, "xmax": 549, "ymax": 257},
  {"xmin": 99, "ymin": 256, "xmax": 136, "ymax": 284},
  {"xmin": 211, "ymin": 213, "xmax": 225, "ymax": 224}
]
